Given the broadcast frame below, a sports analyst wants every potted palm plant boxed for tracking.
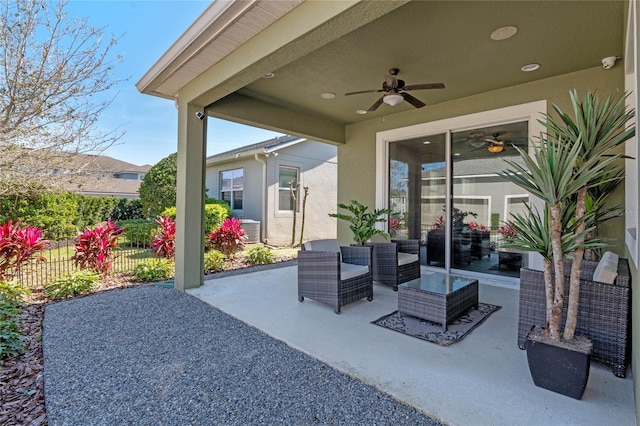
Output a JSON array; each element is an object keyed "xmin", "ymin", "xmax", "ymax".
[{"xmin": 501, "ymin": 90, "xmax": 634, "ymax": 399}]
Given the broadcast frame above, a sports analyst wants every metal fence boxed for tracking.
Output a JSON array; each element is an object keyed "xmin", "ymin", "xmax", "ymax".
[{"xmin": 14, "ymin": 230, "xmax": 155, "ymax": 288}]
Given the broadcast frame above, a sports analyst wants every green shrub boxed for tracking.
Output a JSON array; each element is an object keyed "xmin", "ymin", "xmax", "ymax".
[
  {"xmin": 139, "ymin": 153, "xmax": 177, "ymax": 218},
  {"xmin": 76, "ymin": 195, "xmax": 120, "ymax": 229},
  {"xmin": 243, "ymin": 245, "xmax": 274, "ymax": 265},
  {"xmin": 204, "ymin": 250, "xmax": 225, "ymax": 273},
  {"xmin": 45, "ymin": 270, "xmax": 100, "ymax": 300},
  {"xmin": 161, "ymin": 203, "xmax": 230, "ymax": 235},
  {"xmin": 0, "ymin": 281, "xmax": 29, "ymax": 360},
  {"xmin": 119, "ymin": 219, "xmax": 157, "ymax": 247},
  {"xmin": 132, "ymin": 258, "xmax": 174, "ymax": 282},
  {"xmin": 111, "ymin": 199, "xmax": 144, "ymax": 221}
]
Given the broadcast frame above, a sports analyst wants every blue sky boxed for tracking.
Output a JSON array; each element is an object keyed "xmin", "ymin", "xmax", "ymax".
[{"xmin": 66, "ymin": 0, "xmax": 283, "ymax": 166}]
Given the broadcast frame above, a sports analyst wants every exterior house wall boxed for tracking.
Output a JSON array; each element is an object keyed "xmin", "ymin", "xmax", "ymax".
[
  {"xmin": 206, "ymin": 140, "xmax": 337, "ymax": 245},
  {"xmin": 265, "ymin": 141, "xmax": 337, "ymax": 245},
  {"xmin": 339, "ymin": 66, "xmax": 626, "ymax": 249},
  {"xmin": 206, "ymin": 157, "xmax": 264, "ymax": 221}
]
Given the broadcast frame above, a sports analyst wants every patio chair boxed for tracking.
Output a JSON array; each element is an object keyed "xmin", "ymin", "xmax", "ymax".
[
  {"xmin": 297, "ymin": 239, "xmax": 373, "ymax": 314},
  {"xmin": 368, "ymin": 234, "xmax": 420, "ymax": 291}
]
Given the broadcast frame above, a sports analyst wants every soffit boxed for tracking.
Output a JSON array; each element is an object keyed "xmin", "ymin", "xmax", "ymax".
[
  {"xmin": 137, "ymin": 0, "xmax": 304, "ymax": 99},
  {"xmin": 139, "ymin": 0, "xmax": 626, "ymax": 128},
  {"xmin": 238, "ymin": 0, "xmax": 624, "ymax": 125}
]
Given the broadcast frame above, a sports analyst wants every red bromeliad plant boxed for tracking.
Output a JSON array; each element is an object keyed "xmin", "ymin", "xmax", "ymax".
[
  {"xmin": 151, "ymin": 215, "xmax": 176, "ymax": 259},
  {"xmin": 206, "ymin": 218, "xmax": 247, "ymax": 257},
  {"xmin": 0, "ymin": 221, "xmax": 50, "ymax": 281},
  {"xmin": 72, "ymin": 219, "xmax": 123, "ymax": 276}
]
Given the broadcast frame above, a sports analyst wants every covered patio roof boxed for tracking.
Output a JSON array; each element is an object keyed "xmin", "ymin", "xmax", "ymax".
[{"xmin": 137, "ymin": 0, "xmax": 628, "ymax": 143}]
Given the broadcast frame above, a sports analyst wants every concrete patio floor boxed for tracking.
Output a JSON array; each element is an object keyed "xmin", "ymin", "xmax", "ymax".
[{"xmin": 188, "ymin": 265, "xmax": 636, "ymax": 426}]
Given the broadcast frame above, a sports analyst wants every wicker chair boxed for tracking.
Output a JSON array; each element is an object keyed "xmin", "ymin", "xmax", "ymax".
[
  {"xmin": 368, "ymin": 237, "xmax": 421, "ymax": 291},
  {"xmin": 517, "ymin": 258, "xmax": 631, "ymax": 377},
  {"xmin": 297, "ymin": 239, "xmax": 373, "ymax": 314}
]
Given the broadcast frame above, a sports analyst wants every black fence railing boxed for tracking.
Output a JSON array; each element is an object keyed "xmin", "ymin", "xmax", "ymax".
[{"xmin": 14, "ymin": 229, "xmax": 155, "ymax": 289}]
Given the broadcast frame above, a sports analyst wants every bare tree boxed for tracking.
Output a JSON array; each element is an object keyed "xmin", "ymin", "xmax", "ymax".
[{"xmin": 0, "ymin": 0, "xmax": 125, "ymax": 196}]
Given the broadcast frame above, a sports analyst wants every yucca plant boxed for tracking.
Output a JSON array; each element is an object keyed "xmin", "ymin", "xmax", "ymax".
[{"xmin": 501, "ymin": 90, "xmax": 634, "ymax": 342}]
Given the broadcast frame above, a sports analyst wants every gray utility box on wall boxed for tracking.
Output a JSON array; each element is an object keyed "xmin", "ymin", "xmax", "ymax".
[{"xmin": 241, "ymin": 219, "xmax": 260, "ymax": 243}]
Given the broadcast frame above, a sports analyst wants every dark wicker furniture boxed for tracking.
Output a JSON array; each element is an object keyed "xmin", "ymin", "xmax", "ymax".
[
  {"xmin": 297, "ymin": 241, "xmax": 373, "ymax": 314},
  {"xmin": 470, "ymin": 230, "xmax": 491, "ymax": 260},
  {"xmin": 426, "ymin": 230, "xmax": 471, "ymax": 267},
  {"xmin": 398, "ymin": 272, "xmax": 479, "ymax": 331},
  {"xmin": 517, "ymin": 258, "xmax": 631, "ymax": 377},
  {"xmin": 369, "ymin": 239, "xmax": 421, "ymax": 291}
]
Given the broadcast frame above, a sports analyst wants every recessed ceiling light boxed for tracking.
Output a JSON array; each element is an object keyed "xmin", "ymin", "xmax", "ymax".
[
  {"xmin": 262, "ymin": 72, "xmax": 275, "ymax": 79},
  {"xmin": 356, "ymin": 110, "xmax": 367, "ymax": 115},
  {"xmin": 320, "ymin": 92, "xmax": 336, "ymax": 99},
  {"xmin": 521, "ymin": 63, "xmax": 541, "ymax": 72},
  {"xmin": 423, "ymin": 141, "xmax": 431, "ymax": 145},
  {"xmin": 453, "ymin": 153, "xmax": 461, "ymax": 156},
  {"xmin": 491, "ymin": 26, "xmax": 518, "ymax": 41}
]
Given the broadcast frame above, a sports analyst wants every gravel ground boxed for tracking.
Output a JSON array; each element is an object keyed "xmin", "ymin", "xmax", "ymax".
[{"xmin": 43, "ymin": 284, "xmax": 443, "ymax": 426}]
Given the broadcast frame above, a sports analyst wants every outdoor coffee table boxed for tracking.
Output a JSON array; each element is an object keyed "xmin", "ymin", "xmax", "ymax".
[{"xmin": 397, "ymin": 272, "xmax": 479, "ymax": 331}]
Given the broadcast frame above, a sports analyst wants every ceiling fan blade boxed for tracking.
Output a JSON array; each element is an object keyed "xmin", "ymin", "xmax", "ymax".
[
  {"xmin": 402, "ymin": 93, "xmax": 426, "ymax": 109},
  {"xmin": 368, "ymin": 96, "xmax": 385, "ymax": 112},
  {"xmin": 403, "ymin": 82, "xmax": 445, "ymax": 91},
  {"xmin": 345, "ymin": 89, "xmax": 383, "ymax": 96}
]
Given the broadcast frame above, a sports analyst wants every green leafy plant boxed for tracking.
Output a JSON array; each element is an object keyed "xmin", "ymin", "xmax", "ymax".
[
  {"xmin": 206, "ymin": 218, "xmax": 247, "ymax": 257},
  {"xmin": 45, "ymin": 270, "xmax": 100, "ymax": 300},
  {"xmin": 131, "ymin": 258, "xmax": 174, "ymax": 282},
  {"xmin": 243, "ymin": 245, "xmax": 274, "ymax": 265},
  {"xmin": 72, "ymin": 219, "xmax": 123, "ymax": 275},
  {"xmin": 0, "ymin": 220, "xmax": 50, "ymax": 281},
  {"xmin": 139, "ymin": 153, "xmax": 178, "ymax": 218},
  {"xmin": 0, "ymin": 281, "xmax": 29, "ymax": 360},
  {"xmin": 328, "ymin": 200, "xmax": 393, "ymax": 245},
  {"xmin": 118, "ymin": 219, "xmax": 157, "ymax": 247},
  {"xmin": 151, "ymin": 215, "xmax": 176, "ymax": 259},
  {"xmin": 204, "ymin": 250, "xmax": 225, "ymax": 273},
  {"xmin": 162, "ymin": 201, "xmax": 230, "ymax": 235}
]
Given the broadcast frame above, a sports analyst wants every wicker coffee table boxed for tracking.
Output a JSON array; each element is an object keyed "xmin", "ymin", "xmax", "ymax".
[{"xmin": 397, "ymin": 272, "xmax": 479, "ymax": 331}]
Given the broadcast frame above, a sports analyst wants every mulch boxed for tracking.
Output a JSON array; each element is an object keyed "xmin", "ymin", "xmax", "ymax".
[{"xmin": 0, "ymin": 275, "xmax": 140, "ymax": 426}]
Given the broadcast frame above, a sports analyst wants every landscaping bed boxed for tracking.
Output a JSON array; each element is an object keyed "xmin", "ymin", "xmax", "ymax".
[{"xmin": 0, "ymin": 247, "xmax": 298, "ymax": 425}]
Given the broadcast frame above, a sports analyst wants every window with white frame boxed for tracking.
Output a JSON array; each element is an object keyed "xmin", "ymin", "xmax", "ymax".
[
  {"xmin": 278, "ymin": 166, "xmax": 299, "ymax": 211},
  {"xmin": 220, "ymin": 168, "xmax": 243, "ymax": 210}
]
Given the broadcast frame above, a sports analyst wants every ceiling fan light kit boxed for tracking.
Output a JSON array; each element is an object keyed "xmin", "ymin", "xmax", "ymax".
[
  {"xmin": 383, "ymin": 94, "xmax": 404, "ymax": 106},
  {"xmin": 487, "ymin": 144, "xmax": 504, "ymax": 153}
]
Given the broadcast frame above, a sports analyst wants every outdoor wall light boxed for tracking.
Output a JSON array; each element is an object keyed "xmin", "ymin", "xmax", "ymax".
[{"xmin": 383, "ymin": 94, "xmax": 404, "ymax": 106}]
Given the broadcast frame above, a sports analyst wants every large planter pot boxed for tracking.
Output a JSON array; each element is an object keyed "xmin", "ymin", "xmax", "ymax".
[{"xmin": 526, "ymin": 327, "xmax": 592, "ymax": 400}]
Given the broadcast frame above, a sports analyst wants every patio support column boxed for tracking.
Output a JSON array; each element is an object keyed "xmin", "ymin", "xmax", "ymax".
[{"xmin": 174, "ymin": 102, "xmax": 206, "ymax": 291}]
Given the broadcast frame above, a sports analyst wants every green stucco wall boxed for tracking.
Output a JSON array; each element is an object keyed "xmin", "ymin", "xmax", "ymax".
[{"xmin": 339, "ymin": 66, "xmax": 626, "ymax": 247}]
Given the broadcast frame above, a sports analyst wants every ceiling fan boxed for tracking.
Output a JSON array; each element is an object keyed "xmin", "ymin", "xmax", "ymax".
[
  {"xmin": 468, "ymin": 131, "xmax": 507, "ymax": 153},
  {"xmin": 345, "ymin": 68, "xmax": 445, "ymax": 112}
]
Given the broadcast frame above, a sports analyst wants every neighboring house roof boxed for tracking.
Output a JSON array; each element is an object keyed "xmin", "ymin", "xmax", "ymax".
[
  {"xmin": 206, "ymin": 135, "xmax": 305, "ymax": 164},
  {"xmin": 4, "ymin": 148, "xmax": 150, "ymax": 198},
  {"xmin": 55, "ymin": 175, "xmax": 144, "ymax": 198},
  {"xmin": 54, "ymin": 151, "xmax": 151, "ymax": 176}
]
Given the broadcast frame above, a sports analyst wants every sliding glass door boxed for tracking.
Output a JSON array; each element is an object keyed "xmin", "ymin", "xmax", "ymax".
[{"xmin": 387, "ymin": 121, "xmax": 529, "ymax": 279}]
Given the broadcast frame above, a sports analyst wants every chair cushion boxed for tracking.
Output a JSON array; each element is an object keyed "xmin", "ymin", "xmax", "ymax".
[
  {"xmin": 304, "ymin": 239, "xmax": 340, "ymax": 253},
  {"xmin": 593, "ymin": 251, "xmax": 619, "ymax": 284},
  {"xmin": 340, "ymin": 262, "xmax": 369, "ymax": 280},
  {"xmin": 398, "ymin": 252, "xmax": 419, "ymax": 266}
]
